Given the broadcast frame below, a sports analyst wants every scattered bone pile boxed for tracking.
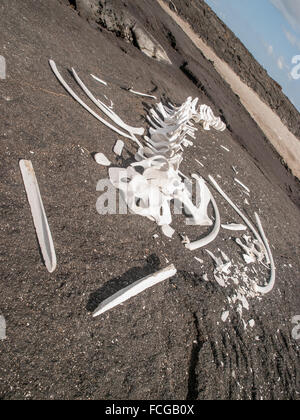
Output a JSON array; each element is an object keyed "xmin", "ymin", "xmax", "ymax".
[
  {"xmin": 206, "ymin": 249, "xmax": 262, "ymax": 329},
  {"xmin": 49, "ymin": 61, "xmax": 276, "ymax": 322},
  {"xmin": 110, "ymin": 97, "xmax": 225, "ymax": 232},
  {"xmin": 105, "ymin": 95, "xmax": 276, "ymax": 320}
]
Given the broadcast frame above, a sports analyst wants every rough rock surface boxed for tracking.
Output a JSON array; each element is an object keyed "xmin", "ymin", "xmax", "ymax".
[
  {"xmin": 73, "ymin": 0, "xmax": 172, "ymax": 64},
  {"xmin": 166, "ymin": 0, "xmax": 300, "ymax": 140},
  {"xmin": 132, "ymin": 23, "xmax": 172, "ymax": 64},
  {"xmin": 0, "ymin": 0, "xmax": 299, "ymax": 400}
]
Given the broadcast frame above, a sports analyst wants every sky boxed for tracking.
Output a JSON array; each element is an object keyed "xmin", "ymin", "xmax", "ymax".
[{"xmin": 204, "ymin": 0, "xmax": 300, "ymax": 112}]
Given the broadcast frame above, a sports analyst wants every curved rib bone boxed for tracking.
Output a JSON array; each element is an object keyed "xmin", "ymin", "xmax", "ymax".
[
  {"xmin": 49, "ymin": 60, "xmax": 137, "ymax": 142},
  {"xmin": 185, "ymin": 194, "xmax": 221, "ymax": 251},
  {"xmin": 72, "ymin": 68, "xmax": 145, "ymax": 138},
  {"xmin": 254, "ymin": 213, "xmax": 276, "ymax": 294},
  {"xmin": 209, "ymin": 176, "xmax": 275, "ymax": 294},
  {"xmin": 208, "ymin": 175, "xmax": 266, "ymax": 253}
]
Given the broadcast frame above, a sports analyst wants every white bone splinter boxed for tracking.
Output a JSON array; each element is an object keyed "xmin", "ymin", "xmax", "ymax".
[
  {"xmin": 234, "ymin": 178, "xmax": 250, "ymax": 194},
  {"xmin": 19, "ymin": 160, "xmax": 57, "ymax": 273},
  {"xmin": 91, "ymin": 74, "xmax": 108, "ymax": 86},
  {"xmin": 113, "ymin": 140, "xmax": 124, "ymax": 156},
  {"xmin": 221, "ymin": 223, "xmax": 247, "ymax": 231},
  {"xmin": 220, "ymin": 145, "xmax": 230, "ymax": 152},
  {"xmin": 128, "ymin": 88, "xmax": 157, "ymax": 100},
  {"xmin": 93, "ymin": 265, "xmax": 177, "ymax": 317}
]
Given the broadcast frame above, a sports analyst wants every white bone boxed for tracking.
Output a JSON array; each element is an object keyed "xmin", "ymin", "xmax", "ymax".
[
  {"xmin": 195, "ymin": 159, "xmax": 204, "ymax": 167},
  {"xmin": 162, "ymin": 224, "xmax": 175, "ymax": 238},
  {"xmin": 249, "ymin": 319, "xmax": 255, "ymax": 328},
  {"xmin": 243, "ymin": 254, "xmax": 256, "ymax": 264},
  {"xmin": 206, "ymin": 250, "xmax": 232, "ymax": 276},
  {"xmin": 221, "ymin": 251, "xmax": 230, "ymax": 262},
  {"xmin": 209, "ymin": 176, "xmax": 275, "ymax": 293},
  {"xmin": 208, "ymin": 176, "xmax": 265, "ymax": 252},
  {"xmin": 221, "ymin": 311, "xmax": 229, "ymax": 322},
  {"xmin": 93, "ymin": 265, "xmax": 177, "ymax": 317},
  {"xmin": 101, "ymin": 96, "xmax": 226, "ymax": 240},
  {"xmin": 222, "ymin": 223, "xmax": 247, "ymax": 231},
  {"xmin": 49, "ymin": 60, "xmax": 137, "ymax": 141},
  {"xmin": 185, "ymin": 194, "xmax": 221, "ymax": 251},
  {"xmin": 72, "ymin": 68, "xmax": 145, "ymax": 138},
  {"xmin": 220, "ymin": 145, "xmax": 230, "ymax": 152},
  {"xmin": 91, "ymin": 74, "xmax": 108, "ymax": 86},
  {"xmin": 253, "ymin": 213, "xmax": 276, "ymax": 295},
  {"xmin": 94, "ymin": 153, "xmax": 111, "ymax": 166},
  {"xmin": 113, "ymin": 140, "xmax": 124, "ymax": 156},
  {"xmin": 19, "ymin": 160, "xmax": 57, "ymax": 273},
  {"xmin": 234, "ymin": 178, "xmax": 250, "ymax": 194},
  {"xmin": 128, "ymin": 88, "xmax": 157, "ymax": 99}
]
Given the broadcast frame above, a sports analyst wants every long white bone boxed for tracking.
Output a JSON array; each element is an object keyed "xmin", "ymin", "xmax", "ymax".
[
  {"xmin": 72, "ymin": 68, "xmax": 145, "ymax": 138},
  {"xmin": 49, "ymin": 60, "xmax": 137, "ymax": 141},
  {"xmin": 128, "ymin": 88, "xmax": 157, "ymax": 99},
  {"xmin": 208, "ymin": 175, "xmax": 266, "ymax": 253},
  {"xmin": 19, "ymin": 160, "xmax": 57, "ymax": 273},
  {"xmin": 91, "ymin": 74, "xmax": 108, "ymax": 86},
  {"xmin": 222, "ymin": 223, "xmax": 247, "ymax": 231},
  {"xmin": 208, "ymin": 176, "xmax": 275, "ymax": 293},
  {"xmin": 93, "ymin": 265, "xmax": 177, "ymax": 317},
  {"xmin": 234, "ymin": 178, "xmax": 250, "ymax": 194}
]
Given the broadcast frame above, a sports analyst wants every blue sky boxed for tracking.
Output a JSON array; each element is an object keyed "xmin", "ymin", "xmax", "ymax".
[{"xmin": 204, "ymin": 0, "xmax": 300, "ymax": 112}]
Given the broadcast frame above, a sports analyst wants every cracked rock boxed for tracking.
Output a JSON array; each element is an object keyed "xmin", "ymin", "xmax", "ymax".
[{"xmin": 72, "ymin": 0, "xmax": 171, "ymax": 63}]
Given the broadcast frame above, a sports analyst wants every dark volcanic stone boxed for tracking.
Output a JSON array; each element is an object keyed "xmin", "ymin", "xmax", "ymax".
[{"xmin": 73, "ymin": 0, "xmax": 172, "ymax": 63}]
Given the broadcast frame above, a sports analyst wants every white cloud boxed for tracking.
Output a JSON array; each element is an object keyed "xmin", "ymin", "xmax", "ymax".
[
  {"xmin": 276, "ymin": 55, "xmax": 290, "ymax": 74},
  {"xmin": 277, "ymin": 56, "xmax": 285, "ymax": 69},
  {"xmin": 267, "ymin": 44, "xmax": 274, "ymax": 55},
  {"xmin": 270, "ymin": 0, "xmax": 300, "ymax": 31},
  {"xmin": 283, "ymin": 27, "xmax": 300, "ymax": 50}
]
